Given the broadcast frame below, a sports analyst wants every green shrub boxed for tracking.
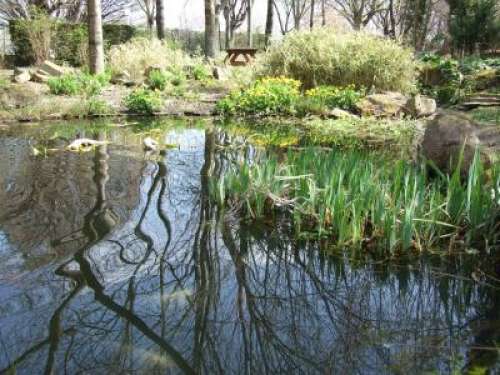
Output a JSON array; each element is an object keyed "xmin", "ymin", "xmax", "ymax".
[
  {"xmin": 9, "ymin": 18, "xmax": 136, "ymax": 66},
  {"xmin": 124, "ymin": 89, "xmax": 162, "ymax": 114},
  {"xmin": 304, "ymin": 85, "xmax": 364, "ymax": 111},
  {"xmin": 419, "ymin": 54, "xmax": 462, "ymax": 104},
  {"xmin": 192, "ymin": 63, "xmax": 210, "ymax": 81},
  {"xmin": 167, "ymin": 66, "xmax": 186, "ymax": 86},
  {"xmin": 48, "ymin": 74, "xmax": 81, "ymax": 95},
  {"xmin": 48, "ymin": 73, "xmax": 109, "ymax": 97},
  {"xmin": 217, "ymin": 77, "xmax": 301, "ymax": 115},
  {"xmin": 147, "ymin": 70, "xmax": 169, "ymax": 91},
  {"xmin": 259, "ymin": 27, "xmax": 416, "ymax": 92}
]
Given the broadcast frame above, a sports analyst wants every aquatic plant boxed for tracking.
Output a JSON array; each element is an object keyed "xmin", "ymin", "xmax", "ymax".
[{"xmin": 211, "ymin": 148, "xmax": 499, "ymax": 254}]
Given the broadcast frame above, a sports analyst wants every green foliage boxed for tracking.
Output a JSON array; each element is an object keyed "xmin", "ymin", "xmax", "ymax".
[
  {"xmin": 10, "ymin": 7, "xmax": 56, "ymax": 66},
  {"xmin": 217, "ymin": 77, "xmax": 301, "ymax": 115},
  {"xmin": 48, "ymin": 73, "xmax": 110, "ymax": 97},
  {"xmin": 48, "ymin": 74, "xmax": 81, "ymax": 96},
  {"xmin": 470, "ymin": 107, "xmax": 500, "ymax": 125},
  {"xmin": 192, "ymin": 63, "xmax": 211, "ymax": 81},
  {"xmin": 124, "ymin": 89, "xmax": 162, "ymax": 114},
  {"xmin": 9, "ymin": 17, "xmax": 136, "ymax": 66},
  {"xmin": 419, "ymin": 54, "xmax": 463, "ymax": 104},
  {"xmin": 147, "ymin": 70, "xmax": 169, "ymax": 91},
  {"xmin": 259, "ymin": 27, "xmax": 417, "ymax": 93},
  {"xmin": 304, "ymin": 85, "xmax": 364, "ymax": 111},
  {"xmin": 211, "ymin": 148, "xmax": 499, "ymax": 253},
  {"xmin": 449, "ymin": 0, "xmax": 500, "ymax": 54}
]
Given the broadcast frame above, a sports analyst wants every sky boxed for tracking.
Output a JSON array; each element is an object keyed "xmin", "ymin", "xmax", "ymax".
[{"xmin": 127, "ymin": 0, "xmax": 270, "ymax": 31}]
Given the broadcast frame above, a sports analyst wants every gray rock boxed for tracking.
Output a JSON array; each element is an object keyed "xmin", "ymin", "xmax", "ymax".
[
  {"xmin": 31, "ymin": 71, "xmax": 51, "ymax": 83},
  {"xmin": 13, "ymin": 71, "xmax": 31, "ymax": 84},
  {"xmin": 329, "ymin": 108, "xmax": 358, "ymax": 119},
  {"xmin": 356, "ymin": 92, "xmax": 408, "ymax": 117},
  {"xmin": 421, "ymin": 111, "xmax": 495, "ymax": 175},
  {"xmin": 39, "ymin": 60, "xmax": 65, "ymax": 77},
  {"xmin": 405, "ymin": 94, "xmax": 437, "ymax": 118}
]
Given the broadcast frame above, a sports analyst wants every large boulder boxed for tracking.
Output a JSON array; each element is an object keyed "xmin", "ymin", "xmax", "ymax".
[
  {"xmin": 405, "ymin": 94, "xmax": 437, "ymax": 118},
  {"xmin": 356, "ymin": 92, "xmax": 408, "ymax": 117},
  {"xmin": 421, "ymin": 111, "xmax": 495, "ymax": 175},
  {"xmin": 39, "ymin": 60, "xmax": 65, "ymax": 77},
  {"xmin": 13, "ymin": 70, "xmax": 31, "ymax": 84}
]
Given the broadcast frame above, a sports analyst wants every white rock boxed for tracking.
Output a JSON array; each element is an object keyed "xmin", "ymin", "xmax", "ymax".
[{"xmin": 143, "ymin": 137, "xmax": 158, "ymax": 151}]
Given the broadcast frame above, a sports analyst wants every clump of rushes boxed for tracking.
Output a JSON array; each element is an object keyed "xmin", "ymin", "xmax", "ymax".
[
  {"xmin": 211, "ymin": 148, "xmax": 499, "ymax": 254},
  {"xmin": 124, "ymin": 88, "xmax": 162, "ymax": 115},
  {"xmin": 147, "ymin": 69, "xmax": 169, "ymax": 91},
  {"xmin": 217, "ymin": 77, "xmax": 301, "ymax": 115},
  {"xmin": 48, "ymin": 72, "xmax": 110, "ymax": 97}
]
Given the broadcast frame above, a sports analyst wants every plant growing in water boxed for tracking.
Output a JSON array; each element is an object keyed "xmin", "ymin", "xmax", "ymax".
[{"xmin": 211, "ymin": 148, "xmax": 499, "ymax": 254}]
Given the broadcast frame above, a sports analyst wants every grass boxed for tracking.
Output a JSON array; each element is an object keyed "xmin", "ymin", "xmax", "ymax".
[
  {"xmin": 470, "ymin": 107, "xmax": 500, "ymax": 125},
  {"xmin": 211, "ymin": 148, "xmax": 500, "ymax": 254}
]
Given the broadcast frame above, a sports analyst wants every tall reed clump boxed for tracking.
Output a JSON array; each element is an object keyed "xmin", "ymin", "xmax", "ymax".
[
  {"xmin": 211, "ymin": 149, "xmax": 499, "ymax": 254},
  {"xmin": 107, "ymin": 37, "xmax": 193, "ymax": 81},
  {"xmin": 258, "ymin": 27, "xmax": 417, "ymax": 92}
]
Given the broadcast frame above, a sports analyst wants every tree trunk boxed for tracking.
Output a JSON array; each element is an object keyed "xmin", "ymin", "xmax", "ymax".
[
  {"xmin": 247, "ymin": 0, "xmax": 253, "ymax": 47},
  {"xmin": 265, "ymin": 0, "xmax": 274, "ymax": 47},
  {"xmin": 88, "ymin": 0, "xmax": 104, "ymax": 74},
  {"xmin": 205, "ymin": 0, "xmax": 219, "ymax": 58},
  {"xmin": 310, "ymin": 0, "xmax": 315, "ymax": 29},
  {"xmin": 156, "ymin": 0, "xmax": 166, "ymax": 39},
  {"xmin": 321, "ymin": 0, "xmax": 326, "ymax": 25}
]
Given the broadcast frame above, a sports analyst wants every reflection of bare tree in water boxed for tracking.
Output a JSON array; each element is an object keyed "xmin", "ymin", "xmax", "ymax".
[{"xmin": 4, "ymin": 128, "xmax": 500, "ymax": 375}]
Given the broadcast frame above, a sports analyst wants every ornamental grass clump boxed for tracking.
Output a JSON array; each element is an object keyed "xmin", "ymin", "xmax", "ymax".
[
  {"xmin": 211, "ymin": 148, "xmax": 499, "ymax": 254},
  {"xmin": 108, "ymin": 38, "xmax": 192, "ymax": 81},
  {"xmin": 259, "ymin": 27, "xmax": 417, "ymax": 93}
]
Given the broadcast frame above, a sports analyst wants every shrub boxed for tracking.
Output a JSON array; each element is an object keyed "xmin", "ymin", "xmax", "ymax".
[
  {"xmin": 48, "ymin": 73, "xmax": 110, "ymax": 97},
  {"xmin": 304, "ymin": 85, "xmax": 364, "ymax": 111},
  {"xmin": 217, "ymin": 77, "xmax": 301, "ymax": 115},
  {"xmin": 147, "ymin": 70, "xmax": 169, "ymax": 91},
  {"xmin": 124, "ymin": 89, "xmax": 162, "ymax": 114},
  {"xmin": 48, "ymin": 74, "xmax": 81, "ymax": 95},
  {"xmin": 259, "ymin": 27, "xmax": 417, "ymax": 92},
  {"xmin": 192, "ymin": 63, "xmax": 211, "ymax": 81},
  {"xmin": 419, "ymin": 54, "xmax": 463, "ymax": 104},
  {"xmin": 9, "ymin": 18, "xmax": 136, "ymax": 67},
  {"xmin": 10, "ymin": 7, "xmax": 56, "ymax": 65},
  {"xmin": 108, "ymin": 38, "xmax": 192, "ymax": 80}
]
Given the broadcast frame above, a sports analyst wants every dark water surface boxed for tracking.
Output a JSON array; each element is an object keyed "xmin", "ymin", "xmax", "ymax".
[{"xmin": 1, "ymin": 119, "xmax": 500, "ymax": 375}]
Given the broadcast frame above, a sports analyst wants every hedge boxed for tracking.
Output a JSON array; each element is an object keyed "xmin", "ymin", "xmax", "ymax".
[{"xmin": 9, "ymin": 20, "xmax": 137, "ymax": 66}]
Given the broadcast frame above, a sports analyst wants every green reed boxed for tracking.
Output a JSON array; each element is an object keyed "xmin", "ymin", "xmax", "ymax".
[{"xmin": 210, "ymin": 148, "xmax": 500, "ymax": 254}]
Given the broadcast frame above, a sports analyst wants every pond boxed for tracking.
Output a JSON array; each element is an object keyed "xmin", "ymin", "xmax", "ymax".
[{"xmin": 0, "ymin": 119, "xmax": 499, "ymax": 374}]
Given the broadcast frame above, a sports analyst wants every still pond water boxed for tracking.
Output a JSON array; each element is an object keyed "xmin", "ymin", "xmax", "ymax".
[{"xmin": 0, "ymin": 119, "xmax": 499, "ymax": 375}]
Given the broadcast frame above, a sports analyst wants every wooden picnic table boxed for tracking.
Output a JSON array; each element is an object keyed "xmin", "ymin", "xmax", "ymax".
[{"xmin": 224, "ymin": 48, "xmax": 258, "ymax": 66}]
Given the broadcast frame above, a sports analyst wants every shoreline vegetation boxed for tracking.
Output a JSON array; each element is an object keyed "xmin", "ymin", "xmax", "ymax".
[{"xmin": 210, "ymin": 148, "xmax": 500, "ymax": 255}]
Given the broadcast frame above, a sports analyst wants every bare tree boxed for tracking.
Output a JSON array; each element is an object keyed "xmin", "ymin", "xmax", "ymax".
[
  {"xmin": 310, "ymin": 0, "xmax": 315, "ymax": 28},
  {"xmin": 329, "ymin": 0, "xmax": 385, "ymax": 30},
  {"xmin": 274, "ymin": 0, "xmax": 309, "ymax": 34},
  {"xmin": 265, "ymin": 0, "xmax": 274, "ymax": 46},
  {"xmin": 134, "ymin": 0, "xmax": 156, "ymax": 35},
  {"xmin": 88, "ymin": 0, "xmax": 105, "ymax": 74},
  {"xmin": 221, "ymin": 0, "xmax": 248, "ymax": 48},
  {"xmin": 205, "ymin": 0, "xmax": 219, "ymax": 58},
  {"xmin": 156, "ymin": 0, "xmax": 165, "ymax": 39},
  {"xmin": 246, "ymin": 0, "xmax": 253, "ymax": 46}
]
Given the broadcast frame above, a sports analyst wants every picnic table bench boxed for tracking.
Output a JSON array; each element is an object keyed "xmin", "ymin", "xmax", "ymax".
[{"xmin": 224, "ymin": 48, "xmax": 258, "ymax": 66}]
